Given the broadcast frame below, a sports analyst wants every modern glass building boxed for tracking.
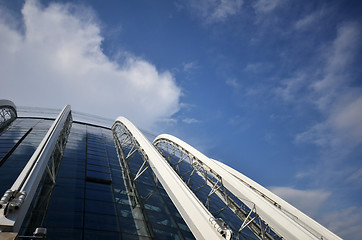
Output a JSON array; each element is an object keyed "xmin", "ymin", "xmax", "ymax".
[{"xmin": 0, "ymin": 100, "xmax": 341, "ymax": 240}]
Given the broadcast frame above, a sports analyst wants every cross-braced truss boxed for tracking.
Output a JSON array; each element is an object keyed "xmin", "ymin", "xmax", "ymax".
[
  {"xmin": 0, "ymin": 105, "xmax": 71, "ymax": 232},
  {"xmin": 113, "ymin": 117, "xmax": 235, "ymax": 240},
  {"xmin": 112, "ymin": 123, "xmax": 156, "ymax": 238},
  {"xmin": 154, "ymin": 139, "xmax": 282, "ymax": 240}
]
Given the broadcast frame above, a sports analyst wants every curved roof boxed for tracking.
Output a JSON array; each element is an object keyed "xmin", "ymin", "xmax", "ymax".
[
  {"xmin": 153, "ymin": 134, "xmax": 342, "ymax": 240},
  {"xmin": 113, "ymin": 117, "xmax": 225, "ymax": 240}
]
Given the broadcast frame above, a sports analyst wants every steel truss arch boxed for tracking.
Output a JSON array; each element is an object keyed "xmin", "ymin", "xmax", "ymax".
[
  {"xmin": 0, "ymin": 105, "xmax": 72, "ymax": 232},
  {"xmin": 153, "ymin": 134, "xmax": 342, "ymax": 240},
  {"xmin": 112, "ymin": 117, "xmax": 229, "ymax": 240},
  {"xmin": 153, "ymin": 139, "xmax": 276, "ymax": 240}
]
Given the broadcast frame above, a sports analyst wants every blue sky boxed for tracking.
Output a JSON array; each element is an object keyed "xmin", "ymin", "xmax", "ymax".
[{"xmin": 0, "ymin": 0, "xmax": 361, "ymax": 238}]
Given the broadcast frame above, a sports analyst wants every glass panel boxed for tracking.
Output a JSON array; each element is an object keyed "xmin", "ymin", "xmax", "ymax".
[
  {"xmin": 44, "ymin": 211, "xmax": 83, "ymax": 228},
  {"xmin": 85, "ymin": 188, "xmax": 113, "ymax": 202},
  {"xmin": 115, "ymin": 193, "xmax": 131, "ymax": 205},
  {"xmin": 44, "ymin": 228, "xmax": 82, "ymax": 240},
  {"xmin": 145, "ymin": 209, "xmax": 175, "ymax": 227},
  {"xmin": 87, "ymin": 158, "xmax": 108, "ymax": 167},
  {"xmin": 118, "ymin": 217, "xmax": 143, "ymax": 235},
  {"xmin": 85, "ymin": 199, "xmax": 116, "ymax": 215},
  {"xmin": 86, "ymin": 170, "xmax": 111, "ymax": 182},
  {"xmin": 150, "ymin": 223, "xmax": 182, "ymax": 240},
  {"xmin": 48, "ymin": 197, "xmax": 84, "ymax": 212},
  {"xmin": 57, "ymin": 167, "xmax": 85, "ymax": 179},
  {"xmin": 122, "ymin": 232, "xmax": 150, "ymax": 240},
  {"xmin": 117, "ymin": 204, "xmax": 133, "ymax": 218},
  {"xmin": 83, "ymin": 230, "xmax": 121, "ymax": 240},
  {"xmin": 87, "ymin": 163, "xmax": 110, "ymax": 173},
  {"xmin": 51, "ymin": 185, "xmax": 84, "ymax": 199},
  {"xmin": 86, "ymin": 181, "xmax": 112, "ymax": 192},
  {"xmin": 84, "ymin": 212, "xmax": 119, "ymax": 232}
]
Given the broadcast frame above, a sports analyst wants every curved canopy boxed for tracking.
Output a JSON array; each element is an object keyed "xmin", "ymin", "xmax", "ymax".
[{"xmin": 153, "ymin": 134, "xmax": 342, "ymax": 240}]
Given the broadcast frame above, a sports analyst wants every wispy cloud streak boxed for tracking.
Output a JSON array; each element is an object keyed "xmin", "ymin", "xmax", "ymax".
[{"xmin": 185, "ymin": 0, "xmax": 243, "ymax": 24}]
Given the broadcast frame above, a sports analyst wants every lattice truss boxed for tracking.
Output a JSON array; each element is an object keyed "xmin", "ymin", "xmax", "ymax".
[
  {"xmin": 112, "ymin": 124, "xmax": 163, "ymax": 238},
  {"xmin": 21, "ymin": 113, "xmax": 73, "ymax": 228},
  {"xmin": 154, "ymin": 140, "xmax": 283, "ymax": 240},
  {"xmin": 113, "ymin": 124, "xmax": 160, "ymax": 196}
]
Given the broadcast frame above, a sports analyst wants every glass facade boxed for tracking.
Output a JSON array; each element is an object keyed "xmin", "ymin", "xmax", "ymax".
[
  {"xmin": 113, "ymin": 123, "xmax": 194, "ymax": 240},
  {"xmin": 0, "ymin": 119, "xmax": 53, "ymax": 195},
  {"xmin": 0, "ymin": 116, "xmax": 195, "ymax": 240},
  {"xmin": 0, "ymin": 104, "xmax": 339, "ymax": 240}
]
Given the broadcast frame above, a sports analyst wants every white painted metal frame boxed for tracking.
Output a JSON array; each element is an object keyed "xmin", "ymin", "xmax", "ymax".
[
  {"xmin": 112, "ymin": 117, "xmax": 226, "ymax": 240},
  {"xmin": 153, "ymin": 139, "xmax": 275, "ymax": 240},
  {"xmin": 153, "ymin": 134, "xmax": 342, "ymax": 240},
  {"xmin": 113, "ymin": 124, "xmax": 153, "ymax": 238},
  {"xmin": 212, "ymin": 159, "xmax": 343, "ymax": 240},
  {"xmin": 0, "ymin": 105, "xmax": 71, "ymax": 232}
]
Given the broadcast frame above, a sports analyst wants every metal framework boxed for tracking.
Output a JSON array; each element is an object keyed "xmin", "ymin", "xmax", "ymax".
[
  {"xmin": 0, "ymin": 103, "xmax": 343, "ymax": 239},
  {"xmin": 0, "ymin": 100, "xmax": 17, "ymax": 132},
  {"xmin": 0, "ymin": 105, "xmax": 72, "ymax": 232},
  {"xmin": 153, "ymin": 134, "xmax": 342, "ymax": 240},
  {"xmin": 113, "ymin": 122, "xmax": 154, "ymax": 238},
  {"xmin": 112, "ymin": 117, "xmax": 231, "ymax": 240},
  {"xmin": 153, "ymin": 139, "xmax": 279, "ymax": 240}
]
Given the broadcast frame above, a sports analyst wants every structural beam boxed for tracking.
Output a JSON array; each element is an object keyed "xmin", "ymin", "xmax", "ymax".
[
  {"xmin": 212, "ymin": 159, "xmax": 342, "ymax": 240},
  {"xmin": 154, "ymin": 139, "xmax": 277, "ymax": 240},
  {"xmin": 153, "ymin": 134, "xmax": 342, "ymax": 240},
  {"xmin": 0, "ymin": 105, "xmax": 72, "ymax": 232},
  {"xmin": 112, "ymin": 117, "xmax": 228, "ymax": 240}
]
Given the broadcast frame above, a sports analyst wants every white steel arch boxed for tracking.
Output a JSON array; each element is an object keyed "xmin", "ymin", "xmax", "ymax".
[
  {"xmin": 211, "ymin": 159, "xmax": 342, "ymax": 240},
  {"xmin": 153, "ymin": 134, "xmax": 342, "ymax": 240},
  {"xmin": 112, "ymin": 117, "xmax": 227, "ymax": 240},
  {"xmin": 0, "ymin": 105, "xmax": 72, "ymax": 232}
]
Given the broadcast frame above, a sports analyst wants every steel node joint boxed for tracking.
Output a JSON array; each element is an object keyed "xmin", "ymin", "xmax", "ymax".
[
  {"xmin": 209, "ymin": 217, "xmax": 233, "ymax": 240},
  {"xmin": 0, "ymin": 190, "xmax": 27, "ymax": 215},
  {"xmin": 0, "ymin": 190, "xmax": 14, "ymax": 209}
]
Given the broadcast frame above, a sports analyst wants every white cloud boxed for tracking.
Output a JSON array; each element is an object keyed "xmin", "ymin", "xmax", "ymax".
[
  {"xmin": 225, "ymin": 78, "xmax": 240, "ymax": 88},
  {"xmin": 276, "ymin": 22, "xmax": 362, "ymax": 153},
  {"xmin": 312, "ymin": 22, "xmax": 361, "ymax": 109},
  {"xmin": 182, "ymin": 118, "xmax": 200, "ymax": 124},
  {"xmin": 296, "ymin": 23, "xmax": 362, "ymax": 150},
  {"xmin": 321, "ymin": 206, "xmax": 362, "ymax": 240},
  {"xmin": 347, "ymin": 168, "xmax": 362, "ymax": 185},
  {"xmin": 295, "ymin": 13, "xmax": 318, "ymax": 30},
  {"xmin": 294, "ymin": 6, "xmax": 332, "ymax": 31},
  {"xmin": 275, "ymin": 185, "xmax": 362, "ymax": 239},
  {"xmin": 243, "ymin": 62, "xmax": 266, "ymax": 73},
  {"xmin": 269, "ymin": 186, "xmax": 331, "ymax": 218},
  {"xmin": 157, "ymin": 118, "xmax": 178, "ymax": 126},
  {"xmin": 275, "ymin": 73, "xmax": 307, "ymax": 102},
  {"xmin": 295, "ymin": 123, "xmax": 332, "ymax": 146},
  {"xmin": 0, "ymin": 1, "xmax": 181, "ymax": 130},
  {"xmin": 294, "ymin": 8, "xmax": 327, "ymax": 30},
  {"xmin": 186, "ymin": 0, "xmax": 243, "ymax": 24},
  {"xmin": 183, "ymin": 61, "xmax": 199, "ymax": 72},
  {"xmin": 253, "ymin": 0, "xmax": 282, "ymax": 13},
  {"xmin": 328, "ymin": 94, "xmax": 362, "ymax": 142}
]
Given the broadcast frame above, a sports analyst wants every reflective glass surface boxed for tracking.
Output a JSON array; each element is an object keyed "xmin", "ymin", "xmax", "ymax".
[
  {"xmin": 113, "ymin": 124, "xmax": 195, "ymax": 240},
  {"xmin": 0, "ymin": 118, "xmax": 53, "ymax": 195},
  {"xmin": 4, "ymin": 118, "xmax": 196, "ymax": 240}
]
